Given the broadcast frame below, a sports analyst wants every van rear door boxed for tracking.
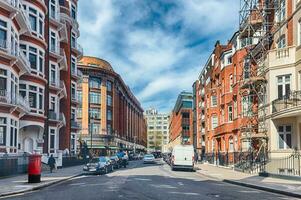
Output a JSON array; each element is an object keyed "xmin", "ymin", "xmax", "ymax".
[{"xmin": 174, "ymin": 147, "xmax": 193, "ymax": 166}]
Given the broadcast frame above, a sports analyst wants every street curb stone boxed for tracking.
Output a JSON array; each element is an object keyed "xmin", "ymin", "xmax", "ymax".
[
  {"xmin": 0, "ymin": 173, "xmax": 84, "ymax": 198},
  {"xmin": 196, "ymin": 170, "xmax": 301, "ymax": 198}
]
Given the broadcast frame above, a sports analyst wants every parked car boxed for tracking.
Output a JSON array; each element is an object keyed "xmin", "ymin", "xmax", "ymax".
[
  {"xmin": 83, "ymin": 156, "xmax": 113, "ymax": 175},
  {"xmin": 143, "ymin": 154, "xmax": 155, "ymax": 164},
  {"xmin": 110, "ymin": 155, "xmax": 120, "ymax": 169},
  {"xmin": 171, "ymin": 145, "xmax": 194, "ymax": 171}
]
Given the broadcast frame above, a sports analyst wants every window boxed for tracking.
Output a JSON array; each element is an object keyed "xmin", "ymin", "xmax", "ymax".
[
  {"xmin": 0, "ymin": 69, "xmax": 7, "ymax": 94},
  {"xmin": 107, "ymin": 95, "xmax": 112, "ymax": 106},
  {"xmin": 277, "ymin": 75, "xmax": 291, "ymax": 99},
  {"xmin": 50, "ymin": 30, "xmax": 58, "ymax": 53},
  {"xmin": 27, "ymin": 7, "xmax": 44, "ymax": 37},
  {"xmin": 242, "ymin": 96, "xmax": 252, "ymax": 117},
  {"xmin": 211, "ymin": 95, "xmax": 217, "ymax": 107},
  {"xmin": 106, "ymin": 81, "xmax": 112, "ymax": 91},
  {"xmin": 0, "ymin": 19, "xmax": 7, "ymax": 49},
  {"xmin": 71, "ymin": 56, "xmax": 77, "ymax": 75},
  {"xmin": 77, "ymin": 108, "xmax": 82, "ymax": 118},
  {"xmin": 10, "ymin": 119, "xmax": 17, "ymax": 148},
  {"xmin": 89, "ymin": 108, "xmax": 100, "ymax": 119},
  {"xmin": 240, "ymin": 37, "xmax": 252, "ymax": 48},
  {"xmin": 278, "ymin": 35, "xmax": 286, "ymax": 48},
  {"xmin": 91, "ymin": 123, "xmax": 100, "ymax": 135},
  {"xmin": 89, "ymin": 92, "xmax": 100, "ymax": 104},
  {"xmin": 71, "ymin": 82, "xmax": 76, "ymax": 100},
  {"xmin": 0, "ymin": 117, "xmax": 6, "ymax": 145},
  {"xmin": 211, "ymin": 115, "xmax": 218, "ymax": 129},
  {"xmin": 71, "ymin": 32, "xmax": 76, "ymax": 48},
  {"xmin": 50, "ymin": 63, "xmax": 57, "ymax": 86},
  {"xmin": 50, "ymin": 96, "xmax": 56, "ymax": 111},
  {"xmin": 229, "ymin": 74, "xmax": 233, "ymax": 92},
  {"xmin": 50, "ymin": 0, "xmax": 58, "ymax": 19},
  {"xmin": 276, "ymin": 0, "xmax": 286, "ymax": 22},
  {"xmin": 228, "ymin": 105, "xmax": 233, "ymax": 122},
  {"xmin": 107, "ymin": 110, "xmax": 112, "ymax": 120},
  {"xmin": 71, "ymin": 4, "xmax": 77, "ymax": 20},
  {"xmin": 77, "ymin": 91, "xmax": 82, "ymax": 103},
  {"xmin": 71, "ymin": 108, "xmax": 76, "ymax": 120},
  {"xmin": 229, "ymin": 137, "xmax": 234, "ymax": 152},
  {"xmin": 22, "ymin": 44, "xmax": 44, "ymax": 76},
  {"xmin": 278, "ymin": 125, "xmax": 292, "ymax": 149},
  {"xmin": 107, "ymin": 124, "xmax": 112, "ymax": 135},
  {"xmin": 49, "ymin": 129, "xmax": 55, "ymax": 152},
  {"xmin": 71, "ymin": 134, "xmax": 76, "ymax": 153},
  {"xmin": 21, "ymin": 84, "xmax": 44, "ymax": 114},
  {"xmin": 89, "ymin": 77, "xmax": 101, "ymax": 88}
]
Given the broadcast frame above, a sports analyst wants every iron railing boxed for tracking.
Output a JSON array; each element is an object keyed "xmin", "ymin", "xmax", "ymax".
[
  {"xmin": 272, "ymin": 91, "xmax": 301, "ymax": 113},
  {"xmin": 0, "ymin": 154, "xmax": 29, "ymax": 177}
]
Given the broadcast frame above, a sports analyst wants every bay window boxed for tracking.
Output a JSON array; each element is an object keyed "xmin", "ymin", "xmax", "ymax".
[
  {"xmin": 19, "ymin": 83, "xmax": 44, "ymax": 114},
  {"xmin": 20, "ymin": 44, "xmax": 44, "ymax": 76},
  {"xmin": 0, "ymin": 19, "xmax": 7, "ymax": 49},
  {"xmin": 25, "ymin": 6, "xmax": 44, "ymax": 38}
]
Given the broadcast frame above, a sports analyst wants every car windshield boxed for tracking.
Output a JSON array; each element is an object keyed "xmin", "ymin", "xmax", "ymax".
[
  {"xmin": 99, "ymin": 157, "xmax": 107, "ymax": 162},
  {"xmin": 145, "ymin": 154, "xmax": 154, "ymax": 158}
]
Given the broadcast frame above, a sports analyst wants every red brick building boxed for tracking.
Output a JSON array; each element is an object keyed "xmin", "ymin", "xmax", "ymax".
[
  {"xmin": 77, "ymin": 56, "xmax": 147, "ymax": 155},
  {"xmin": 0, "ymin": 0, "xmax": 82, "ymax": 155},
  {"xmin": 194, "ymin": 32, "xmax": 253, "ymax": 162}
]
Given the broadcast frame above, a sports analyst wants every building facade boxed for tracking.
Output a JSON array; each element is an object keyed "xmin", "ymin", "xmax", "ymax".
[
  {"xmin": 77, "ymin": 56, "xmax": 147, "ymax": 156},
  {"xmin": 193, "ymin": 0, "xmax": 301, "ymax": 163},
  {"xmin": 144, "ymin": 108, "xmax": 169, "ymax": 152},
  {"xmin": 169, "ymin": 91, "xmax": 193, "ymax": 149},
  {"xmin": 0, "ymin": 0, "xmax": 82, "ymax": 155}
]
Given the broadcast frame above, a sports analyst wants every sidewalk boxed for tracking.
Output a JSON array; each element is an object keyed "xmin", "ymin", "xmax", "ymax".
[
  {"xmin": 196, "ymin": 163, "xmax": 301, "ymax": 198},
  {"xmin": 0, "ymin": 165, "xmax": 84, "ymax": 197}
]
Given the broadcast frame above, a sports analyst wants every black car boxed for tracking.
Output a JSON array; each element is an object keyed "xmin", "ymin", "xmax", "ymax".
[{"xmin": 83, "ymin": 156, "xmax": 113, "ymax": 175}]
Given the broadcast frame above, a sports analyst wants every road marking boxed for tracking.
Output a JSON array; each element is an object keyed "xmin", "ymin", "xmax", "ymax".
[{"xmin": 178, "ymin": 182, "xmax": 184, "ymax": 186}]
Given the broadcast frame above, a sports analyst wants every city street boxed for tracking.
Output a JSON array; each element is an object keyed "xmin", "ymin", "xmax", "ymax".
[{"xmin": 1, "ymin": 160, "xmax": 297, "ymax": 200}]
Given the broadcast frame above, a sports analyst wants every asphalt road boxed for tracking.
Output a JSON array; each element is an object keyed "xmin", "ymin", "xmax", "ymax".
[{"xmin": 1, "ymin": 160, "xmax": 298, "ymax": 200}]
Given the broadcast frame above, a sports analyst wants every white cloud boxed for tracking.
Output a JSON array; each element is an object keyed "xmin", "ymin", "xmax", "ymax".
[{"xmin": 78, "ymin": 0, "xmax": 239, "ymax": 112}]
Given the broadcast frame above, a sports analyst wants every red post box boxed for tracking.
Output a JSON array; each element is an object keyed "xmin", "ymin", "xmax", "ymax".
[{"xmin": 28, "ymin": 154, "xmax": 42, "ymax": 183}]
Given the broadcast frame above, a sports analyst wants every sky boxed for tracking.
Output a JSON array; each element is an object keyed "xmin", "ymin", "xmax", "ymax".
[{"xmin": 78, "ymin": 0, "xmax": 240, "ymax": 113}]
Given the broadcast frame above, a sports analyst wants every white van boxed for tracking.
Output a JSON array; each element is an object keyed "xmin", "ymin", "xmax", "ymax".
[{"xmin": 171, "ymin": 145, "xmax": 194, "ymax": 171}]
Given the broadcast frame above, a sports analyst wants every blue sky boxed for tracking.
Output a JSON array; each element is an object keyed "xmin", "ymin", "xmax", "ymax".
[{"xmin": 78, "ymin": 0, "xmax": 239, "ymax": 113}]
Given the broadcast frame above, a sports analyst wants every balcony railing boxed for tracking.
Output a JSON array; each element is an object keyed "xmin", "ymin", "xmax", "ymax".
[
  {"xmin": 71, "ymin": 120, "xmax": 80, "ymax": 129},
  {"xmin": 50, "ymin": 44, "xmax": 60, "ymax": 55},
  {"xmin": 272, "ymin": 91, "xmax": 301, "ymax": 114},
  {"xmin": 60, "ymin": 113, "xmax": 66, "ymax": 126},
  {"xmin": 50, "ymin": 9, "xmax": 60, "ymax": 22},
  {"xmin": 267, "ymin": 46, "xmax": 296, "ymax": 69},
  {"xmin": 4, "ymin": 0, "xmax": 20, "ymax": 8},
  {"xmin": 50, "ymin": 79, "xmax": 60, "ymax": 88},
  {"xmin": 71, "ymin": 42, "xmax": 83, "ymax": 56},
  {"xmin": 0, "ymin": 89, "xmax": 30, "ymax": 112},
  {"xmin": 48, "ymin": 110, "xmax": 58, "ymax": 120}
]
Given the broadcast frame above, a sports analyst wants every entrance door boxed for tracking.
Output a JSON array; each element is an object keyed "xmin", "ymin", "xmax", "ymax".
[{"xmin": 24, "ymin": 138, "xmax": 34, "ymax": 153}]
